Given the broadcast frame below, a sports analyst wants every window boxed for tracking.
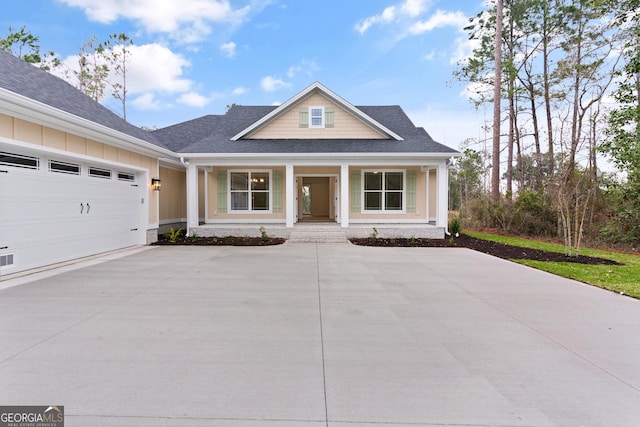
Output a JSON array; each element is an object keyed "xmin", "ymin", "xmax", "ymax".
[
  {"xmin": 117, "ymin": 172, "xmax": 135, "ymax": 182},
  {"xmin": 89, "ymin": 167, "xmax": 111, "ymax": 179},
  {"xmin": 49, "ymin": 160, "xmax": 80, "ymax": 175},
  {"xmin": 229, "ymin": 171, "xmax": 270, "ymax": 212},
  {"xmin": 310, "ymin": 106, "xmax": 324, "ymax": 128},
  {"xmin": 0, "ymin": 152, "xmax": 39, "ymax": 170},
  {"xmin": 363, "ymin": 171, "xmax": 404, "ymax": 212}
]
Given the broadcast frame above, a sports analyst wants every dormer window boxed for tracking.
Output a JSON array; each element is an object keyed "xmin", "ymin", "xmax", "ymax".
[{"xmin": 310, "ymin": 106, "xmax": 324, "ymax": 128}]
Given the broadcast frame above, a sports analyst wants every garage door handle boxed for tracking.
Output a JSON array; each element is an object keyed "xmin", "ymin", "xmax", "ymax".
[
  {"xmin": 80, "ymin": 203, "xmax": 84, "ymax": 214},
  {"xmin": 86, "ymin": 203, "xmax": 90, "ymax": 214}
]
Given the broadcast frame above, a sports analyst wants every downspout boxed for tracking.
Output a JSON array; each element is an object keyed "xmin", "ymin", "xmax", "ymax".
[{"xmin": 444, "ymin": 157, "xmax": 454, "ymax": 237}]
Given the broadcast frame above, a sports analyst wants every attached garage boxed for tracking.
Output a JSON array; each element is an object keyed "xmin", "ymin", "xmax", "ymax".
[{"xmin": 0, "ymin": 142, "xmax": 149, "ymax": 275}]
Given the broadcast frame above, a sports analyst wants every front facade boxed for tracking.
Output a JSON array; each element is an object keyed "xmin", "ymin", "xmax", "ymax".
[
  {"xmin": 0, "ymin": 51, "xmax": 458, "ymax": 276},
  {"xmin": 155, "ymin": 83, "xmax": 458, "ymax": 239}
]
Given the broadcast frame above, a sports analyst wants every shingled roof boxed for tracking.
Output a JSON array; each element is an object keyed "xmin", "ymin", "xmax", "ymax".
[
  {"xmin": 1, "ymin": 50, "xmax": 457, "ymax": 157},
  {"xmin": 0, "ymin": 50, "xmax": 165, "ymax": 148},
  {"xmin": 153, "ymin": 104, "xmax": 458, "ymax": 155}
]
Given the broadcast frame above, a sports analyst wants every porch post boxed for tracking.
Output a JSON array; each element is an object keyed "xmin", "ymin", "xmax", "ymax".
[
  {"xmin": 186, "ymin": 162, "xmax": 199, "ymax": 232},
  {"xmin": 436, "ymin": 161, "xmax": 448, "ymax": 228},
  {"xmin": 340, "ymin": 164, "xmax": 349, "ymax": 228},
  {"xmin": 285, "ymin": 163, "xmax": 294, "ymax": 228}
]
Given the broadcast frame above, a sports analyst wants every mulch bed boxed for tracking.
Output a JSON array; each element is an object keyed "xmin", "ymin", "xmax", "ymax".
[
  {"xmin": 350, "ymin": 234, "xmax": 622, "ymax": 266},
  {"xmin": 154, "ymin": 236, "xmax": 286, "ymax": 246}
]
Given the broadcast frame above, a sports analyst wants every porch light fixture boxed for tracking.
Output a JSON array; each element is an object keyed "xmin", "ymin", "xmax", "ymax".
[{"xmin": 151, "ymin": 177, "xmax": 161, "ymax": 191}]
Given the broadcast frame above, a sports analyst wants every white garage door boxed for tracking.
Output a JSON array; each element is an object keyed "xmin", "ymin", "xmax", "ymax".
[{"xmin": 0, "ymin": 147, "xmax": 147, "ymax": 275}]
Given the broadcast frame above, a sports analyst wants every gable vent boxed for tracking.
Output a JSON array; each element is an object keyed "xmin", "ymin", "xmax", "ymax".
[{"xmin": 0, "ymin": 254, "xmax": 14, "ymax": 267}]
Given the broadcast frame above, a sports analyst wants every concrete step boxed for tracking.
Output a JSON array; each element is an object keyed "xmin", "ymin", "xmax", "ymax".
[{"xmin": 289, "ymin": 225, "xmax": 348, "ymax": 243}]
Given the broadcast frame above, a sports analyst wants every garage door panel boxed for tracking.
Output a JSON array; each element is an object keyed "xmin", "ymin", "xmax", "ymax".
[{"xmin": 0, "ymin": 154, "xmax": 146, "ymax": 275}]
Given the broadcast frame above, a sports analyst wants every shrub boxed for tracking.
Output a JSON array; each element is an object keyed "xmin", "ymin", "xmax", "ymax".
[
  {"xmin": 449, "ymin": 217, "xmax": 461, "ymax": 236},
  {"xmin": 165, "ymin": 227, "xmax": 184, "ymax": 243}
]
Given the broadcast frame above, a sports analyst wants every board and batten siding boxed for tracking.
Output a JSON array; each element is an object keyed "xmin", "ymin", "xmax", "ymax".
[{"xmin": 0, "ymin": 113, "xmax": 160, "ymax": 225}]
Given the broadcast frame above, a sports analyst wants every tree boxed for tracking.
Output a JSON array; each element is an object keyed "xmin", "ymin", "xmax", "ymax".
[
  {"xmin": 599, "ymin": 0, "xmax": 640, "ymax": 242},
  {"xmin": 491, "ymin": 0, "xmax": 504, "ymax": 203},
  {"xmin": 75, "ymin": 35, "xmax": 110, "ymax": 102},
  {"xmin": 104, "ymin": 33, "xmax": 133, "ymax": 121},
  {"xmin": 0, "ymin": 25, "xmax": 41, "ymax": 63}
]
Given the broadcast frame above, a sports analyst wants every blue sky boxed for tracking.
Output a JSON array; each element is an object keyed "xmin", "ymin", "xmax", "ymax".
[{"xmin": 2, "ymin": 0, "xmax": 489, "ymax": 150}]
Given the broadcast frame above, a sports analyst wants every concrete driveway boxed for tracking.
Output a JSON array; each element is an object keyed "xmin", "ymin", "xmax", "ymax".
[{"xmin": 1, "ymin": 243, "xmax": 639, "ymax": 426}]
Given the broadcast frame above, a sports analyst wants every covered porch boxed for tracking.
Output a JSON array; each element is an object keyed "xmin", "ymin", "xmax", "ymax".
[{"xmin": 180, "ymin": 157, "xmax": 452, "ymax": 239}]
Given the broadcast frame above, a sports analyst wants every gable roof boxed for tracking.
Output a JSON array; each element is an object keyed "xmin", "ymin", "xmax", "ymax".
[
  {"xmin": 230, "ymin": 82, "xmax": 404, "ymax": 141},
  {"xmin": 153, "ymin": 104, "xmax": 458, "ymax": 155},
  {"xmin": 0, "ymin": 50, "xmax": 170, "ymax": 153}
]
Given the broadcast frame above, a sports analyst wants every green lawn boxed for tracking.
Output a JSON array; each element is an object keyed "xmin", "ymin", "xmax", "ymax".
[{"xmin": 465, "ymin": 230, "xmax": 640, "ymax": 299}]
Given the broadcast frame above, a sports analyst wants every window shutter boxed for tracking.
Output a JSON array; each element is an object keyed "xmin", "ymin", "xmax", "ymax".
[
  {"xmin": 350, "ymin": 170, "xmax": 361, "ymax": 212},
  {"xmin": 299, "ymin": 108, "xmax": 309, "ymax": 128},
  {"xmin": 272, "ymin": 170, "xmax": 283, "ymax": 212},
  {"xmin": 406, "ymin": 170, "xmax": 416, "ymax": 213},
  {"xmin": 217, "ymin": 170, "xmax": 227, "ymax": 213},
  {"xmin": 325, "ymin": 108, "xmax": 334, "ymax": 128}
]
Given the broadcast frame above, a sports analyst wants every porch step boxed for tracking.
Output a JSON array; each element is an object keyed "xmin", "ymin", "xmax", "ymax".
[{"xmin": 288, "ymin": 224, "xmax": 348, "ymax": 243}]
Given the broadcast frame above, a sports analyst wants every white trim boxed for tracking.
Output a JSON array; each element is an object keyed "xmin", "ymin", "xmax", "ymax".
[
  {"xmin": 361, "ymin": 169, "xmax": 406, "ymax": 214},
  {"xmin": 0, "ymin": 88, "xmax": 176, "ymax": 159},
  {"xmin": 230, "ymin": 82, "xmax": 404, "ymax": 141},
  {"xmin": 340, "ymin": 164, "xmax": 349, "ymax": 228},
  {"xmin": 286, "ymin": 164, "xmax": 294, "ymax": 227},
  {"xmin": 204, "ymin": 219, "xmax": 286, "ymax": 224},
  {"xmin": 227, "ymin": 169, "xmax": 273, "ymax": 214},
  {"xmin": 309, "ymin": 106, "xmax": 325, "ymax": 128},
  {"xmin": 348, "ymin": 219, "xmax": 433, "ymax": 224},
  {"xmin": 181, "ymin": 152, "xmax": 459, "ymax": 162}
]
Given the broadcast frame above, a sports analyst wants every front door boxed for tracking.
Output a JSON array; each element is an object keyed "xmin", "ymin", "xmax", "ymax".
[{"xmin": 298, "ymin": 176, "xmax": 334, "ymax": 222}]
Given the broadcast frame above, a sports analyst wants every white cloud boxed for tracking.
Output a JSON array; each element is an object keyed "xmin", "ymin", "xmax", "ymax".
[
  {"xmin": 260, "ymin": 76, "xmax": 290, "ymax": 92},
  {"xmin": 131, "ymin": 93, "xmax": 163, "ymax": 110},
  {"xmin": 286, "ymin": 60, "xmax": 320, "ymax": 78},
  {"xmin": 232, "ymin": 86, "xmax": 249, "ymax": 95},
  {"xmin": 59, "ymin": 0, "xmax": 250, "ymax": 42},
  {"xmin": 177, "ymin": 91, "xmax": 210, "ymax": 107},
  {"xmin": 126, "ymin": 44, "xmax": 193, "ymax": 94},
  {"xmin": 407, "ymin": 10, "xmax": 468, "ymax": 34},
  {"xmin": 220, "ymin": 41, "xmax": 237, "ymax": 58},
  {"xmin": 355, "ymin": 0, "xmax": 431, "ymax": 34}
]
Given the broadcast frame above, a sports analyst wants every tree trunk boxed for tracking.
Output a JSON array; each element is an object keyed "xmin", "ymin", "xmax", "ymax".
[{"xmin": 492, "ymin": 0, "xmax": 504, "ymax": 203}]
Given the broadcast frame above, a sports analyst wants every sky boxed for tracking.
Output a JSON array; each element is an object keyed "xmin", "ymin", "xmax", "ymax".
[{"xmin": 1, "ymin": 0, "xmax": 491, "ymax": 151}]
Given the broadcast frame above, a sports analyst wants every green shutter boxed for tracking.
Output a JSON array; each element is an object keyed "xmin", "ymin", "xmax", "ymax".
[
  {"xmin": 350, "ymin": 170, "xmax": 361, "ymax": 212},
  {"xmin": 299, "ymin": 108, "xmax": 309, "ymax": 128},
  {"xmin": 406, "ymin": 170, "xmax": 416, "ymax": 213},
  {"xmin": 272, "ymin": 170, "xmax": 283, "ymax": 212},
  {"xmin": 217, "ymin": 170, "xmax": 227, "ymax": 213},
  {"xmin": 325, "ymin": 108, "xmax": 334, "ymax": 128}
]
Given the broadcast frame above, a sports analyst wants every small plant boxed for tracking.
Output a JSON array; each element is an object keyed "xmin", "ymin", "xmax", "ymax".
[
  {"xmin": 410, "ymin": 235, "xmax": 417, "ymax": 245},
  {"xmin": 210, "ymin": 236, "xmax": 218, "ymax": 243},
  {"xmin": 370, "ymin": 227, "xmax": 379, "ymax": 240},
  {"xmin": 449, "ymin": 216, "xmax": 461, "ymax": 238},
  {"xmin": 242, "ymin": 235, "xmax": 249, "ymax": 241},
  {"xmin": 390, "ymin": 238, "xmax": 396, "ymax": 245},
  {"xmin": 191, "ymin": 231, "xmax": 198, "ymax": 242},
  {"xmin": 166, "ymin": 227, "xmax": 184, "ymax": 243},
  {"xmin": 259, "ymin": 226, "xmax": 269, "ymax": 241}
]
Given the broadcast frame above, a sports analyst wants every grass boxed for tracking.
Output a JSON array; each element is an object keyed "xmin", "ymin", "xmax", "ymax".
[{"xmin": 466, "ymin": 230, "xmax": 640, "ymax": 299}]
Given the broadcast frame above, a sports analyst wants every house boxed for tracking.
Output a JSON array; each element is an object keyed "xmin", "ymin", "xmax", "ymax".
[{"xmin": 0, "ymin": 49, "xmax": 459, "ymax": 276}]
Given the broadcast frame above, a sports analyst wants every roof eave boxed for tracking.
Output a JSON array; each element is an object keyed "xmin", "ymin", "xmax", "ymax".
[{"xmin": 0, "ymin": 88, "xmax": 177, "ymax": 159}]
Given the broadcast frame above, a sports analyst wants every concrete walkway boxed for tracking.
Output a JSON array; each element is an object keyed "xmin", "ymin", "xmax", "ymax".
[{"xmin": 1, "ymin": 244, "xmax": 639, "ymax": 426}]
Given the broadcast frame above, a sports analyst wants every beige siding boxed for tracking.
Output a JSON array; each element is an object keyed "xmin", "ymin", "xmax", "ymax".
[
  {"xmin": 2, "ymin": 113, "xmax": 161, "ymax": 226},
  {"xmin": 159, "ymin": 167, "xmax": 187, "ymax": 222},
  {"xmin": 207, "ymin": 167, "xmax": 287, "ymax": 221},
  {"xmin": 295, "ymin": 166, "xmax": 340, "ymax": 175},
  {"xmin": 349, "ymin": 166, "xmax": 428, "ymax": 221},
  {"xmin": 249, "ymin": 92, "xmax": 386, "ymax": 140}
]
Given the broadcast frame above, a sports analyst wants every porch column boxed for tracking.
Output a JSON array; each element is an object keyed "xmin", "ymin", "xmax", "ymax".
[
  {"xmin": 436, "ymin": 161, "xmax": 448, "ymax": 228},
  {"xmin": 186, "ymin": 162, "xmax": 199, "ymax": 232},
  {"xmin": 285, "ymin": 163, "xmax": 294, "ymax": 228},
  {"xmin": 340, "ymin": 164, "xmax": 349, "ymax": 228}
]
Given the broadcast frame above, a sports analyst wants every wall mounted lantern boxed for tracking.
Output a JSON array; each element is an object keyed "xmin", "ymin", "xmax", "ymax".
[{"xmin": 151, "ymin": 177, "xmax": 161, "ymax": 191}]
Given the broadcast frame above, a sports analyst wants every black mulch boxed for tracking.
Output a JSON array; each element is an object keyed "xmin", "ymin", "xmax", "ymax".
[{"xmin": 350, "ymin": 234, "xmax": 622, "ymax": 266}]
